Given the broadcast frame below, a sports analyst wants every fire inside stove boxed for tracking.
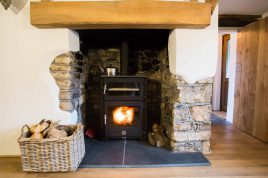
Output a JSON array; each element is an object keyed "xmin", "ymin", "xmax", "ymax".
[{"xmin": 113, "ymin": 106, "xmax": 135, "ymax": 126}]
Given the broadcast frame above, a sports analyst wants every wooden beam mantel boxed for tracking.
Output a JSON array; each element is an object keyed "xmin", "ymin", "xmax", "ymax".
[
  {"xmin": 30, "ymin": 1, "xmax": 212, "ymax": 29},
  {"xmin": 206, "ymin": 0, "xmax": 218, "ymax": 14}
]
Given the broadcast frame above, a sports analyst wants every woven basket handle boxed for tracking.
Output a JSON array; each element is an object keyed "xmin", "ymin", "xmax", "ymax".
[{"xmin": 21, "ymin": 124, "xmax": 30, "ymax": 137}]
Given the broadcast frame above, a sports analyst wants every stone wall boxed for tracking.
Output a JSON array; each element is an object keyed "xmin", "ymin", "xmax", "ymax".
[
  {"xmin": 50, "ymin": 48, "xmax": 212, "ymax": 154},
  {"xmin": 49, "ymin": 49, "xmax": 120, "ymax": 124},
  {"xmin": 85, "ymin": 48, "xmax": 121, "ymax": 138},
  {"xmin": 163, "ymin": 77, "xmax": 212, "ymax": 154},
  {"xmin": 138, "ymin": 48, "xmax": 212, "ymax": 154},
  {"xmin": 86, "ymin": 48, "xmax": 120, "ymax": 71},
  {"xmin": 50, "ymin": 52, "xmax": 85, "ymax": 115}
]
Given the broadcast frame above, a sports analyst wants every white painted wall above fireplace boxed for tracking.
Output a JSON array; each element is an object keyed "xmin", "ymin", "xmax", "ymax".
[{"xmin": 168, "ymin": 5, "xmax": 218, "ymax": 84}]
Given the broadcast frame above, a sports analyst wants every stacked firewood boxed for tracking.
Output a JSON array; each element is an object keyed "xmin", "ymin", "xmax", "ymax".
[
  {"xmin": 148, "ymin": 124, "xmax": 169, "ymax": 148},
  {"xmin": 21, "ymin": 119, "xmax": 75, "ymax": 139}
]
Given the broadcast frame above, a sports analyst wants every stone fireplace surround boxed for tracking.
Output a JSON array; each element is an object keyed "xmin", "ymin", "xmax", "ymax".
[{"xmin": 49, "ymin": 30, "xmax": 213, "ymax": 154}]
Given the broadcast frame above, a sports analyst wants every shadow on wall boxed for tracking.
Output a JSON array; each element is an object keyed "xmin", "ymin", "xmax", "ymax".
[{"xmin": 0, "ymin": 128, "xmax": 21, "ymax": 156}]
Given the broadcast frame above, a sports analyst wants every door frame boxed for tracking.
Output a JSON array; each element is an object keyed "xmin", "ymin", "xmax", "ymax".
[{"xmin": 220, "ymin": 34, "xmax": 230, "ymax": 111}]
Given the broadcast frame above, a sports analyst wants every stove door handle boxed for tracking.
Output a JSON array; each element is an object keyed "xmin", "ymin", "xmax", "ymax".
[
  {"xmin": 104, "ymin": 84, "xmax": 107, "ymax": 95},
  {"xmin": 104, "ymin": 114, "xmax": 107, "ymax": 125}
]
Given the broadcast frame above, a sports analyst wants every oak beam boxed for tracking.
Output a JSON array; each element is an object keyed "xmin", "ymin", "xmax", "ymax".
[
  {"xmin": 206, "ymin": 0, "xmax": 218, "ymax": 14},
  {"xmin": 30, "ymin": 1, "xmax": 211, "ymax": 29}
]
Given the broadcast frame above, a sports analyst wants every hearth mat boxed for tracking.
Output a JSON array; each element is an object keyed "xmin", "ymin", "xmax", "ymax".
[{"xmin": 79, "ymin": 138, "xmax": 210, "ymax": 168}]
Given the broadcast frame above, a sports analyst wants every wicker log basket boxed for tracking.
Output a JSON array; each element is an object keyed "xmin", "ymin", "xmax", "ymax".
[{"xmin": 18, "ymin": 123, "xmax": 85, "ymax": 172}]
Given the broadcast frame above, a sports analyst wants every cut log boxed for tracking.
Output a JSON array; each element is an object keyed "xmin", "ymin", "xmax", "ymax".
[
  {"xmin": 148, "ymin": 133, "xmax": 156, "ymax": 146},
  {"xmin": 152, "ymin": 132, "xmax": 169, "ymax": 148}
]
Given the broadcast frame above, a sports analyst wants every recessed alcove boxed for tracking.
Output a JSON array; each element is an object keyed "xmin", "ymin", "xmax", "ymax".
[{"xmin": 78, "ymin": 29, "xmax": 170, "ymax": 139}]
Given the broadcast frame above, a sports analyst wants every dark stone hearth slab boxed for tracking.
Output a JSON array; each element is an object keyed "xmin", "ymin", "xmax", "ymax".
[
  {"xmin": 80, "ymin": 139, "xmax": 124, "ymax": 166},
  {"xmin": 79, "ymin": 138, "xmax": 210, "ymax": 168}
]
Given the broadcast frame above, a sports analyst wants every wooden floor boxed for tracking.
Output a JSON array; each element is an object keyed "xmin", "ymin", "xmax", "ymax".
[
  {"xmin": 212, "ymin": 111, "xmax": 227, "ymax": 120},
  {"xmin": 1, "ymin": 125, "xmax": 268, "ymax": 178}
]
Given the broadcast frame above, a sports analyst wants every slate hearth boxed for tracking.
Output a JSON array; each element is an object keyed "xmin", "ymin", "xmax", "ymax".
[{"xmin": 79, "ymin": 138, "xmax": 210, "ymax": 168}]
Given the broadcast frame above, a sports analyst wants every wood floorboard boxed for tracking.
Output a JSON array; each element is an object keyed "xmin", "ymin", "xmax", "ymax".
[{"xmin": 0, "ymin": 125, "xmax": 268, "ymax": 178}]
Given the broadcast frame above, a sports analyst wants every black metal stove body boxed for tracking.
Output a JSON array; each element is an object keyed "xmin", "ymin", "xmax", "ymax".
[{"xmin": 101, "ymin": 76, "xmax": 147, "ymax": 140}]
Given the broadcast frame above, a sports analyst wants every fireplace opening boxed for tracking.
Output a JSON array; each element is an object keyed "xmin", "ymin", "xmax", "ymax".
[
  {"xmin": 50, "ymin": 29, "xmax": 213, "ymax": 153},
  {"xmin": 77, "ymin": 29, "xmax": 169, "ymax": 140}
]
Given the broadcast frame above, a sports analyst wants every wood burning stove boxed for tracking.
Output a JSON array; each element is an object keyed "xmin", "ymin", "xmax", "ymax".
[{"xmin": 101, "ymin": 76, "xmax": 147, "ymax": 140}]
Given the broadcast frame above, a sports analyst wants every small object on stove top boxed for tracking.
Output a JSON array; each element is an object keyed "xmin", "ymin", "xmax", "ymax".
[{"xmin": 105, "ymin": 67, "xmax": 117, "ymax": 76}]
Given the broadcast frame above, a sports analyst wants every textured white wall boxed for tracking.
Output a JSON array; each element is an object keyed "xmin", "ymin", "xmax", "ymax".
[
  {"xmin": 226, "ymin": 32, "xmax": 237, "ymax": 123},
  {"xmin": 168, "ymin": 6, "xmax": 218, "ymax": 84},
  {"xmin": 212, "ymin": 34, "xmax": 223, "ymax": 111},
  {"xmin": 0, "ymin": 3, "xmax": 79, "ymax": 155}
]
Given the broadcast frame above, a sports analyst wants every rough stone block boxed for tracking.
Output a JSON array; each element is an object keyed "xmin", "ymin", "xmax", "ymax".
[
  {"xmin": 59, "ymin": 90, "xmax": 80, "ymax": 100},
  {"xmin": 170, "ymin": 121, "xmax": 211, "ymax": 132},
  {"xmin": 54, "ymin": 53, "xmax": 76, "ymax": 65},
  {"xmin": 192, "ymin": 122, "xmax": 211, "ymax": 131},
  {"xmin": 162, "ymin": 70, "xmax": 213, "ymax": 86},
  {"xmin": 166, "ymin": 129, "xmax": 211, "ymax": 142},
  {"xmin": 196, "ymin": 77, "xmax": 214, "ymax": 84},
  {"xmin": 190, "ymin": 105, "xmax": 212, "ymax": 122},
  {"xmin": 170, "ymin": 121, "xmax": 211, "ymax": 131},
  {"xmin": 59, "ymin": 101, "xmax": 76, "ymax": 112},
  {"xmin": 170, "ymin": 140, "xmax": 203, "ymax": 152},
  {"xmin": 171, "ymin": 121, "xmax": 192, "ymax": 131},
  {"xmin": 201, "ymin": 140, "xmax": 211, "ymax": 154},
  {"xmin": 177, "ymin": 84, "xmax": 212, "ymax": 103},
  {"xmin": 170, "ymin": 140, "xmax": 210, "ymax": 154},
  {"xmin": 50, "ymin": 71, "xmax": 80, "ymax": 79},
  {"xmin": 173, "ymin": 105, "xmax": 191, "ymax": 121},
  {"xmin": 55, "ymin": 79, "xmax": 80, "ymax": 90},
  {"xmin": 149, "ymin": 71, "xmax": 162, "ymax": 81},
  {"xmin": 50, "ymin": 63, "xmax": 80, "ymax": 72}
]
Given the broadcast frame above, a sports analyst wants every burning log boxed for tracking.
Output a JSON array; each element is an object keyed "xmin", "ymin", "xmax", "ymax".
[{"xmin": 113, "ymin": 106, "xmax": 134, "ymax": 126}]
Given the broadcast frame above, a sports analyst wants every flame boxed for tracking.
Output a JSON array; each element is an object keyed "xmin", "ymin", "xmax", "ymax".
[{"xmin": 113, "ymin": 107, "xmax": 135, "ymax": 125}]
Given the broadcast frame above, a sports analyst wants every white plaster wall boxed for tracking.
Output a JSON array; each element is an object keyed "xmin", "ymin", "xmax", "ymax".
[
  {"xmin": 212, "ymin": 34, "xmax": 222, "ymax": 111},
  {"xmin": 168, "ymin": 6, "xmax": 218, "ymax": 84},
  {"xmin": 0, "ymin": 3, "xmax": 79, "ymax": 155},
  {"xmin": 214, "ymin": 30, "xmax": 237, "ymax": 123},
  {"xmin": 226, "ymin": 32, "xmax": 237, "ymax": 123}
]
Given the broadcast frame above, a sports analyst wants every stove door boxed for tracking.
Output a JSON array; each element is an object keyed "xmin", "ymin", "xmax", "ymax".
[{"xmin": 104, "ymin": 101, "xmax": 144, "ymax": 139}]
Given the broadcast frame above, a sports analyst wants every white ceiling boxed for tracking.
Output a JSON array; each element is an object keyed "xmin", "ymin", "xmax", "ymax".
[{"xmin": 219, "ymin": 0, "xmax": 268, "ymax": 15}]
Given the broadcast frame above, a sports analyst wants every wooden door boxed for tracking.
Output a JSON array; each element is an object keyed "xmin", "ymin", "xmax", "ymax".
[
  {"xmin": 253, "ymin": 17, "xmax": 268, "ymax": 142},
  {"xmin": 234, "ymin": 17, "xmax": 268, "ymax": 142},
  {"xmin": 220, "ymin": 34, "xmax": 230, "ymax": 112}
]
